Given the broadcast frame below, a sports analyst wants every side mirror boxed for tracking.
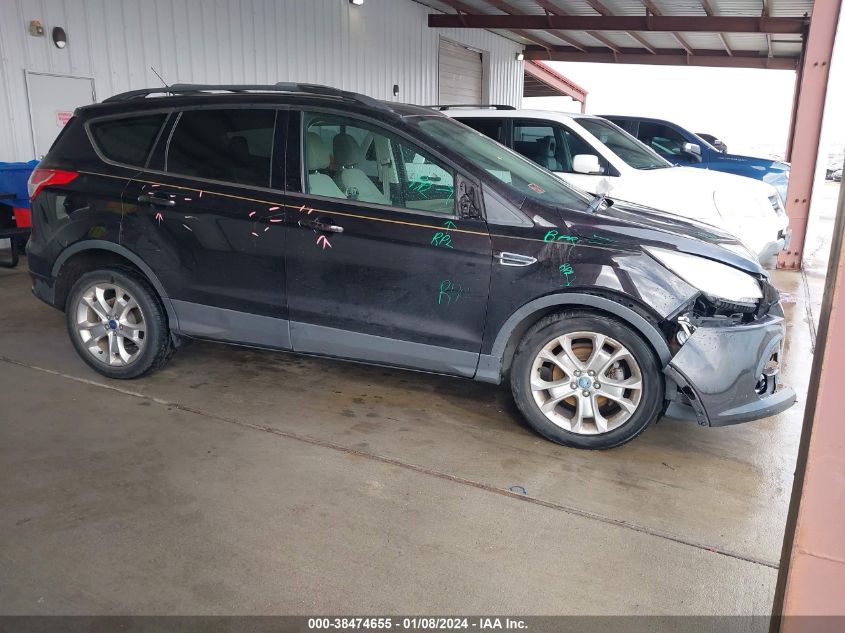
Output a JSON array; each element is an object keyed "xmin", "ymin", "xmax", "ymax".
[
  {"xmin": 573, "ymin": 154, "xmax": 603, "ymax": 175},
  {"xmin": 682, "ymin": 142, "xmax": 702, "ymax": 162}
]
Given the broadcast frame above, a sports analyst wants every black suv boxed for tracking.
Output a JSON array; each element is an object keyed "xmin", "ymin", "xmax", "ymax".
[{"xmin": 26, "ymin": 83, "xmax": 795, "ymax": 449}]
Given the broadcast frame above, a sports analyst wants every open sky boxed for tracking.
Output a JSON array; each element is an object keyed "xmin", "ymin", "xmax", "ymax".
[{"xmin": 524, "ymin": 11, "xmax": 845, "ymax": 167}]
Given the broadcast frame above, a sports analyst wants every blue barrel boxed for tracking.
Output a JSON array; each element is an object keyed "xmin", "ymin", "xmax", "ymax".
[{"xmin": 0, "ymin": 160, "xmax": 39, "ymax": 208}]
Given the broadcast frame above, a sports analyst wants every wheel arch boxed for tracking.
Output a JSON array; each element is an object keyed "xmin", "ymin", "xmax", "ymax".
[
  {"xmin": 52, "ymin": 240, "xmax": 178, "ymax": 329},
  {"xmin": 476, "ymin": 291, "xmax": 672, "ymax": 384}
]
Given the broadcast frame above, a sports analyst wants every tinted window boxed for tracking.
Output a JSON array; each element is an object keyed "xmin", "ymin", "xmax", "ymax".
[
  {"xmin": 303, "ymin": 112, "xmax": 455, "ymax": 215},
  {"xmin": 457, "ymin": 118, "xmax": 507, "ymax": 144},
  {"xmin": 637, "ymin": 122, "xmax": 687, "ymax": 156},
  {"xmin": 90, "ymin": 114, "xmax": 167, "ymax": 166},
  {"xmin": 513, "ymin": 122, "xmax": 568, "ymax": 171},
  {"xmin": 167, "ymin": 109, "xmax": 276, "ymax": 187}
]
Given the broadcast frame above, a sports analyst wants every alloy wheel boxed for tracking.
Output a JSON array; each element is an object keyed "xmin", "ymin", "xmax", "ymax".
[
  {"xmin": 529, "ymin": 331, "xmax": 643, "ymax": 435},
  {"xmin": 74, "ymin": 282, "xmax": 146, "ymax": 366}
]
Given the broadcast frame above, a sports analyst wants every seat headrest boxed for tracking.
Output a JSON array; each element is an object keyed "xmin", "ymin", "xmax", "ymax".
[
  {"xmin": 333, "ymin": 133, "xmax": 363, "ymax": 168},
  {"xmin": 306, "ymin": 132, "xmax": 331, "ymax": 171},
  {"xmin": 536, "ymin": 136, "xmax": 556, "ymax": 157}
]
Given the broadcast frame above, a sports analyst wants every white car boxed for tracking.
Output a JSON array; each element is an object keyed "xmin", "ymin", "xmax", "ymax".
[{"xmin": 444, "ymin": 108, "xmax": 789, "ymax": 262}]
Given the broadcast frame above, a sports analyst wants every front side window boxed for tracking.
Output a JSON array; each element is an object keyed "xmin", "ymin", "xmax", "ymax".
[
  {"xmin": 90, "ymin": 113, "xmax": 167, "ymax": 166},
  {"xmin": 302, "ymin": 112, "xmax": 455, "ymax": 215},
  {"xmin": 413, "ymin": 117, "xmax": 587, "ymax": 207},
  {"xmin": 167, "ymin": 109, "xmax": 276, "ymax": 187},
  {"xmin": 576, "ymin": 118, "xmax": 670, "ymax": 170},
  {"xmin": 637, "ymin": 122, "xmax": 687, "ymax": 157}
]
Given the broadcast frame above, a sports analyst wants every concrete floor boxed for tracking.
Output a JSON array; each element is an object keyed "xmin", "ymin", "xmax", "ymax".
[{"xmin": 0, "ymin": 255, "xmax": 813, "ymax": 615}]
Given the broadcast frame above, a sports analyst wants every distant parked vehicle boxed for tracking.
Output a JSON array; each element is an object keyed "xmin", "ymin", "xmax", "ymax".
[
  {"xmin": 696, "ymin": 132, "xmax": 727, "ymax": 153},
  {"xmin": 604, "ymin": 115, "xmax": 789, "ymax": 202},
  {"xmin": 447, "ymin": 107, "xmax": 788, "ymax": 262},
  {"xmin": 833, "ymin": 168, "xmax": 843, "ymax": 182}
]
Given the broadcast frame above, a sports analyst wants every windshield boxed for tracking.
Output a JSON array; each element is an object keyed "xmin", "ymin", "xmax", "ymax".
[
  {"xmin": 414, "ymin": 117, "xmax": 588, "ymax": 207},
  {"xmin": 576, "ymin": 118, "xmax": 671, "ymax": 170}
]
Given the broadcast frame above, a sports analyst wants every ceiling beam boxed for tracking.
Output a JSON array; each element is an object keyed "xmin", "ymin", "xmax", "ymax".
[
  {"xmin": 427, "ymin": 14, "xmax": 807, "ymax": 34},
  {"xmin": 583, "ymin": 0, "xmax": 658, "ymax": 54},
  {"xmin": 479, "ymin": 0, "xmax": 587, "ymax": 52},
  {"xmin": 522, "ymin": 46, "xmax": 797, "ymax": 70},
  {"xmin": 762, "ymin": 0, "xmax": 774, "ymax": 58},
  {"xmin": 435, "ymin": 0, "xmax": 551, "ymax": 50},
  {"xmin": 534, "ymin": 0, "xmax": 620, "ymax": 54},
  {"xmin": 641, "ymin": 0, "xmax": 694, "ymax": 55},
  {"xmin": 699, "ymin": 0, "xmax": 734, "ymax": 56}
]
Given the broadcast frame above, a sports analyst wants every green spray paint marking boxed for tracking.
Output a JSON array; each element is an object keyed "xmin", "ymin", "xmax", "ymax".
[
  {"xmin": 559, "ymin": 263, "xmax": 575, "ymax": 287},
  {"xmin": 543, "ymin": 229, "xmax": 579, "ymax": 244},
  {"xmin": 586, "ymin": 234, "xmax": 614, "ymax": 246},
  {"xmin": 438, "ymin": 280, "xmax": 463, "ymax": 306},
  {"xmin": 443, "ymin": 220, "xmax": 458, "ymax": 230},
  {"xmin": 431, "ymin": 232, "xmax": 453, "ymax": 248}
]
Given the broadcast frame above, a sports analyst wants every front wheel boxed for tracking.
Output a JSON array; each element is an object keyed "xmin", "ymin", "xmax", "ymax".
[
  {"xmin": 65, "ymin": 268, "xmax": 173, "ymax": 379},
  {"xmin": 510, "ymin": 313, "xmax": 663, "ymax": 449}
]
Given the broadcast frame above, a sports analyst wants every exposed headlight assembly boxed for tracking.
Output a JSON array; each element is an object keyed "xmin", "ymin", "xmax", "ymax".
[{"xmin": 645, "ymin": 247, "xmax": 763, "ymax": 304}]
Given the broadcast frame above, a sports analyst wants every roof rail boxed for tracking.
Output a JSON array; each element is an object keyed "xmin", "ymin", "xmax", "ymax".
[
  {"xmin": 424, "ymin": 104, "xmax": 516, "ymax": 111},
  {"xmin": 102, "ymin": 82, "xmax": 391, "ymax": 111}
]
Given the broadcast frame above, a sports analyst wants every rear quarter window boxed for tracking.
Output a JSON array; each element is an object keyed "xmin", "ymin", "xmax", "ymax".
[{"xmin": 89, "ymin": 114, "xmax": 167, "ymax": 167}]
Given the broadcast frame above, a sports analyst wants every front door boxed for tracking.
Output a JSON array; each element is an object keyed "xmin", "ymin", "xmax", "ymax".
[{"xmin": 285, "ymin": 110, "xmax": 492, "ymax": 377}]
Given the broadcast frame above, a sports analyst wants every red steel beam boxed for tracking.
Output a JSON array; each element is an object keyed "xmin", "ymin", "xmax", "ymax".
[
  {"xmin": 524, "ymin": 60, "xmax": 588, "ymax": 108},
  {"xmin": 584, "ymin": 0, "xmax": 658, "ymax": 54},
  {"xmin": 436, "ymin": 0, "xmax": 554, "ymax": 50},
  {"xmin": 641, "ymin": 0, "xmax": 695, "ymax": 55},
  {"xmin": 776, "ymin": 1, "xmax": 840, "ymax": 269},
  {"xmin": 522, "ymin": 46, "xmax": 797, "ymax": 70},
  {"xmin": 772, "ymin": 173, "xmax": 845, "ymax": 628},
  {"xmin": 427, "ymin": 13, "xmax": 808, "ymax": 33}
]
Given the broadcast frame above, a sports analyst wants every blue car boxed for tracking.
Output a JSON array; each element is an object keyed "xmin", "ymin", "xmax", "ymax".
[{"xmin": 603, "ymin": 115, "xmax": 790, "ymax": 202}]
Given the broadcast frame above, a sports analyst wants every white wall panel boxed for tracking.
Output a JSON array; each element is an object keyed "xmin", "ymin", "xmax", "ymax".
[{"xmin": 0, "ymin": 0, "xmax": 524, "ymax": 161}]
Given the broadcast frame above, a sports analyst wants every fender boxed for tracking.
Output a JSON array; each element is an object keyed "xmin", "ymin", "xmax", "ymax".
[
  {"xmin": 475, "ymin": 292, "xmax": 672, "ymax": 384},
  {"xmin": 51, "ymin": 240, "xmax": 179, "ymax": 329}
]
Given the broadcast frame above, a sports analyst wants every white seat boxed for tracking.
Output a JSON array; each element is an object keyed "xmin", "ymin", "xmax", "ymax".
[
  {"xmin": 333, "ymin": 133, "xmax": 391, "ymax": 205},
  {"xmin": 306, "ymin": 132, "xmax": 346, "ymax": 198}
]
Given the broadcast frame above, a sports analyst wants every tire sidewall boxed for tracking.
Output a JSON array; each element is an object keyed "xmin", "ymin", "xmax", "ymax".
[
  {"xmin": 65, "ymin": 269, "xmax": 165, "ymax": 379},
  {"xmin": 511, "ymin": 314, "xmax": 663, "ymax": 449}
]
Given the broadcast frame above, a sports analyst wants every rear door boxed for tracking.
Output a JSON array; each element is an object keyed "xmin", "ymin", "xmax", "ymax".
[
  {"xmin": 120, "ymin": 106, "xmax": 291, "ymax": 348},
  {"xmin": 284, "ymin": 109, "xmax": 492, "ymax": 377}
]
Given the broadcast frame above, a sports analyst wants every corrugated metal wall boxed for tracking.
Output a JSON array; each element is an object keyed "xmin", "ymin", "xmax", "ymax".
[{"xmin": 0, "ymin": 0, "xmax": 524, "ymax": 161}]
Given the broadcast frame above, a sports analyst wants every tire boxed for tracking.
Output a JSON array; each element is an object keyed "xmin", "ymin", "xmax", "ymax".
[
  {"xmin": 510, "ymin": 312, "xmax": 663, "ymax": 449},
  {"xmin": 65, "ymin": 268, "xmax": 174, "ymax": 379}
]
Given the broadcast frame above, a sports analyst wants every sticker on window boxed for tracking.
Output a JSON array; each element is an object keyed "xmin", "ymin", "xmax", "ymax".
[{"xmin": 528, "ymin": 183, "xmax": 545, "ymax": 194}]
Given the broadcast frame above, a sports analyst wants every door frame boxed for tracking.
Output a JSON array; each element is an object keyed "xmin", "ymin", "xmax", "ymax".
[{"xmin": 24, "ymin": 70, "xmax": 96, "ymax": 157}]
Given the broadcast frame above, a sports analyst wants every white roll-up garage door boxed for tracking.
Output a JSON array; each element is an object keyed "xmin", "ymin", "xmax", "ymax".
[{"xmin": 438, "ymin": 39, "xmax": 483, "ymax": 105}]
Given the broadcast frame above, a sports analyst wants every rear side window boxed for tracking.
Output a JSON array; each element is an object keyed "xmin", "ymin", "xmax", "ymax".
[
  {"xmin": 167, "ymin": 109, "xmax": 276, "ymax": 187},
  {"xmin": 637, "ymin": 122, "xmax": 687, "ymax": 156},
  {"xmin": 90, "ymin": 114, "xmax": 167, "ymax": 166},
  {"xmin": 457, "ymin": 118, "xmax": 507, "ymax": 144}
]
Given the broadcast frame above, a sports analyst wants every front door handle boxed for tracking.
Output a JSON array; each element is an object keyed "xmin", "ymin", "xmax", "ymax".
[
  {"xmin": 138, "ymin": 194, "xmax": 175, "ymax": 207},
  {"xmin": 496, "ymin": 251, "xmax": 537, "ymax": 267},
  {"xmin": 299, "ymin": 217, "xmax": 344, "ymax": 233}
]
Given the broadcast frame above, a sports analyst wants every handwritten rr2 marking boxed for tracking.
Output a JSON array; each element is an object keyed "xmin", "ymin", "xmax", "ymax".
[
  {"xmin": 430, "ymin": 232, "xmax": 453, "ymax": 248},
  {"xmin": 316, "ymin": 235, "xmax": 332, "ymax": 250},
  {"xmin": 155, "ymin": 212, "xmax": 163, "ymax": 224},
  {"xmin": 437, "ymin": 280, "xmax": 463, "ymax": 306}
]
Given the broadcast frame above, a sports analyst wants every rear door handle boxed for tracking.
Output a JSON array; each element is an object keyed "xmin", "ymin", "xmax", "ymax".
[
  {"xmin": 299, "ymin": 218, "xmax": 344, "ymax": 233},
  {"xmin": 138, "ymin": 194, "xmax": 175, "ymax": 207},
  {"xmin": 496, "ymin": 251, "xmax": 537, "ymax": 267}
]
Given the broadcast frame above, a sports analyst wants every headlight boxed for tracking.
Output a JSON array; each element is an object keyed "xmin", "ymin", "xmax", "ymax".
[
  {"xmin": 713, "ymin": 189, "xmax": 769, "ymax": 218},
  {"xmin": 645, "ymin": 247, "xmax": 762, "ymax": 303}
]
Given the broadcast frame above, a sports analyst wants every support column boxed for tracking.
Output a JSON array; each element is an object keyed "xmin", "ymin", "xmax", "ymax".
[
  {"xmin": 772, "ymin": 166, "xmax": 845, "ymax": 629},
  {"xmin": 777, "ymin": 0, "xmax": 841, "ymax": 270}
]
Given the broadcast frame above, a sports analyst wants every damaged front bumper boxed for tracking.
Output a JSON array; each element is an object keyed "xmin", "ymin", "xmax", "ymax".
[{"xmin": 663, "ymin": 306, "xmax": 796, "ymax": 427}]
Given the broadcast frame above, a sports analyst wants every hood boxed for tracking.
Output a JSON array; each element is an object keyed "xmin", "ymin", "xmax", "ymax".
[
  {"xmin": 522, "ymin": 196, "xmax": 764, "ymax": 276},
  {"xmin": 719, "ymin": 151, "xmax": 790, "ymax": 172}
]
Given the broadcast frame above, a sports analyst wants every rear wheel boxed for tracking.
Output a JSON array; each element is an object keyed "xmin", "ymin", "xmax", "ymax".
[
  {"xmin": 510, "ymin": 313, "xmax": 663, "ymax": 449},
  {"xmin": 65, "ymin": 269, "xmax": 173, "ymax": 379}
]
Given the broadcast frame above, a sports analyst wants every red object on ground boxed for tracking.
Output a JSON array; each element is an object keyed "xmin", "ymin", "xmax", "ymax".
[{"xmin": 13, "ymin": 207, "xmax": 31, "ymax": 228}]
